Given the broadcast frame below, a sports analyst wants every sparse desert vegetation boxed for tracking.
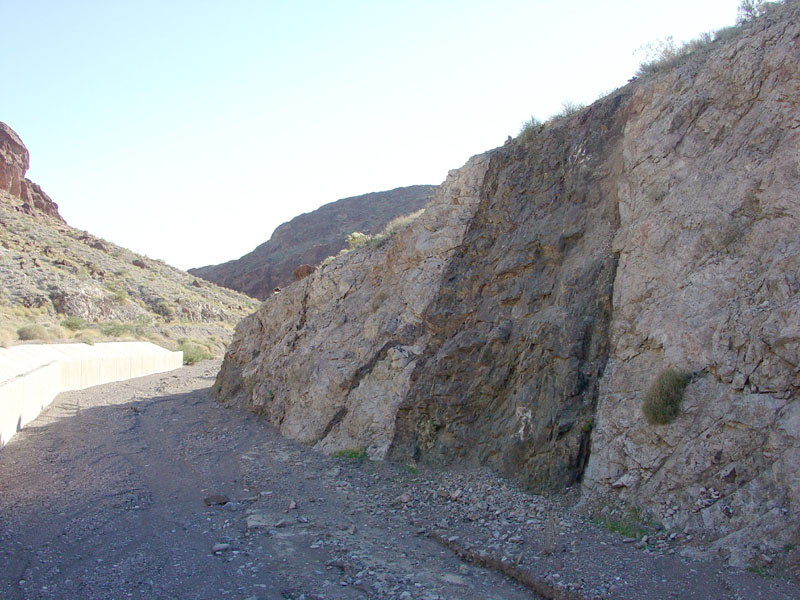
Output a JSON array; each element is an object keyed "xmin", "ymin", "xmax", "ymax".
[
  {"xmin": 0, "ymin": 188, "xmax": 258, "ymax": 356},
  {"xmin": 178, "ymin": 339, "xmax": 214, "ymax": 365},
  {"xmin": 642, "ymin": 368, "xmax": 692, "ymax": 425},
  {"xmin": 322, "ymin": 208, "xmax": 427, "ymax": 266}
]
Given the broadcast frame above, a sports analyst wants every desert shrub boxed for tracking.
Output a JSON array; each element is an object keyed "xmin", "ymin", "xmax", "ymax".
[
  {"xmin": 346, "ymin": 231, "xmax": 372, "ymax": 249},
  {"xmin": 179, "ymin": 340, "xmax": 213, "ymax": 365},
  {"xmin": 518, "ymin": 116, "xmax": 543, "ymax": 143},
  {"xmin": 61, "ymin": 316, "xmax": 87, "ymax": 331},
  {"xmin": 380, "ymin": 209, "xmax": 425, "ymax": 238},
  {"xmin": 636, "ymin": 32, "xmax": 716, "ymax": 77},
  {"xmin": 17, "ymin": 324, "xmax": 49, "ymax": 341},
  {"xmin": 320, "ymin": 255, "xmax": 336, "ymax": 267},
  {"xmin": 737, "ymin": 0, "xmax": 783, "ymax": 23},
  {"xmin": 343, "ymin": 210, "xmax": 426, "ymax": 255},
  {"xmin": 100, "ymin": 322, "xmax": 134, "ymax": 338},
  {"xmin": 76, "ymin": 329, "xmax": 100, "ymax": 345},
  {"xmin": 331, "ymin": 447, "xmax": 368, "ymax": 461},
  {"xmin": 555, "ymin": 101, "xmax": 586, "ymax": 119},
  {"xmin": 106, "ymin": 285, "xmax": 129, "ymax": 304},
  {"xmin": 713, "ymin": 25, "xmax": 741, "ymax": 44},
  {"xmin": 642, "ymin": 368, "xmax": 691, "ymax": 425},
  {"xmin": 46, "ymin": 325, "xmax": 66, "ymax": 340},
  {"xmin": 0, "ymin": 328, "xmax": 15, "ymax": 347}
]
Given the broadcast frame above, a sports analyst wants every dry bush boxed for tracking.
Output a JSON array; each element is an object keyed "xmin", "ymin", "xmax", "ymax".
[
  {"xmin": 643, "ymin": 368, "xmax": 691, "ymax": 425},
  {"xmin": 17, "ymin": 324, "xmax": 49, "ymax": 341},
  {"xmin": 0, "ymin": 328, "xmax": 15, "ymax": 348}
]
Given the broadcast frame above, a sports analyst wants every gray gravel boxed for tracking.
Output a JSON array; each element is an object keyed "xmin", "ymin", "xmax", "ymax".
[
  {"xmin": 0, "ymin": 362, "xmax": 535, "ymax": 600},
  {"xmin": 1, "ymin": 362, "xmax": 798, "ymax": 599}
]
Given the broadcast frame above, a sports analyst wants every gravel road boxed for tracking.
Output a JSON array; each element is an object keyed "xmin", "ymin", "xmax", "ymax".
[{"xmin": 1, "ymin": 362, "xmax": 798, "ymax": 599}]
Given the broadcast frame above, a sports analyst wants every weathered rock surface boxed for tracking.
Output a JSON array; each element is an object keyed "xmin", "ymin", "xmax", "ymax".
[
  {"xmin": 0, "ymin": 122, "xmax": 63, "ymax": 221},
  {"xmin": 189, "ymin": 185, "xmax": 436, "ymax": 299},
  {"xmin": 216, "ymin": 2, "xmax": 800, "ymax": 570},
  {"xmin": 215, "ymin": 155, "xmax": 489, "ymax": 460},
  {"xmin": 582, "ymin": 3, "xmax": 800, "ymax": 568}
]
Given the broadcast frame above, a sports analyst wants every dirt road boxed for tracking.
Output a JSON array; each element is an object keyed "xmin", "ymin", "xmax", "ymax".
[
  {"xmin": 1, "ymin": 362, "xmax": 798, "ymax": 599},
  {"xmin": 0, "ymin": 362, "xmax": 535, "ymax": 600}
]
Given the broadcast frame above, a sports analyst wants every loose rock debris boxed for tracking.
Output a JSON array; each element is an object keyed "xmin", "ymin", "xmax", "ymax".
[{"xmin": 0, "ymin": 362, "xmax": 798, "ymax": 599}]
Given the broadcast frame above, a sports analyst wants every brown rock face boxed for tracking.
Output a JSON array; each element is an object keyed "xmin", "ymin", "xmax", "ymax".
[
  {"xmin": 0, "ymin": 122, "xmax": 63, "ymax": 222},
  {"xmin": 189, "ymin": 185, "xmax": 436, "ymax": 299},
  {"xmin": 292, "ymin": 264, "xmax": 316, "ymax": 281},
  {"xmin": 216, "ymin": 2, "xmax": 800, "ymax": 569},
  {"xmin": 0, "ymin": 122, "xmax": 28, "ymax": 198}
]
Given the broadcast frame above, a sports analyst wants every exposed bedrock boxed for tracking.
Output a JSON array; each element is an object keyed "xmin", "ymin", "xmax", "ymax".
[
  {"xmin": 216, "ymin": 2, "xmax": 800, "ymax": 568},
  {"xmin": 0, "ymin": 122, "xmax": 64, "ymax": 221}
]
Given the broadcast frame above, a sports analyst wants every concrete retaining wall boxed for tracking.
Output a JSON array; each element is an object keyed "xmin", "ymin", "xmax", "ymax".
[{"xmin": 0, "ymin": 342, "xmax": 183, "ymax": 447}]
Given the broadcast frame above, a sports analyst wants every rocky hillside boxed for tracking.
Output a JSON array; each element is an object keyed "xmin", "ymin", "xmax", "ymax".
[
  {"xmin": 215, "ymin": 1, "xmax": 800, "ymax": 572},
  {"xmin": 0, "ymin": 122, "xmax": 259, "ymax": 354},
  {"xmin": 189, "ymin": 185, "xmax": 436, "ymax": 300}
]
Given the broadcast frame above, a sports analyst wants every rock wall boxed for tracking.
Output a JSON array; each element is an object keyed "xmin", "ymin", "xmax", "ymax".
[
  {"xmin": 0, "ymin": 122, "xmax": 63, "ymax": 222},
  {"xmin": 215, "ymin": 155, "xmax": 490, "ymax": 458},
  {"xmin": 216, "ymin": 2, "xmax": 800, "ymax": 567},
  {"xmin": 582, "ymin": 3, "xmax": 800, "ymax": 566}
]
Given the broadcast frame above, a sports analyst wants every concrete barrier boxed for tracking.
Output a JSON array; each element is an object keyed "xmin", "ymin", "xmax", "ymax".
[{"xmin": 0, "ymin": 342, "xmax": 183, "ymax": 448}]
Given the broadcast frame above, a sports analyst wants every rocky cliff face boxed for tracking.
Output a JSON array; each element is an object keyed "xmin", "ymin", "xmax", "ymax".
[
  {"xmin": 190, "ymin": 185, "xmax": 436, "ymax": 300},
  {"xmin": 0, "ymin": 122, "xmax": 63, "ymax": 222},
  {"xmin": 216, "ymin": 2, "xmax": 800, "ymax": 568},
  {"xmin": 582, "ymin": 4, "xmax": 800, "ymax": 567}
]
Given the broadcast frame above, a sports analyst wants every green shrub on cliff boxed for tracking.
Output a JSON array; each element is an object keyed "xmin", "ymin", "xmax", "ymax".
[
  {"xmin": 340, "ymin": 210, "xmax": 426, "ymax": 256},
  {"xmin": 636, "ymin": 34, "xmax": 715, "ymax": 77},
  {"xmin": 642, "ymin": 368, "xmax": 691, "ymax": 425},
  {"xmin": 381, "ymin": 209, "xmax": 425, "ymax": 238},
  {"xmin": 346, "ymin": 231, "xmax": 371, "ymax": 249}
]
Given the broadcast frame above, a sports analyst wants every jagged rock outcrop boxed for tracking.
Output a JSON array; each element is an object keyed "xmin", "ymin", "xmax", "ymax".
[
  {"xmin": 0, "ymin": 122, "xmax": 63, "ymax": 221},
  {"xmin": 189, "ymin": 185, "xmax": 436, "ymax": 299},
  {"xmin": 215, "ymin": 156, "xmax": 489, "ymax": 459},
  {"xmin": 216, "ymin": 2, "xmax": 800, "ymax": 568}
]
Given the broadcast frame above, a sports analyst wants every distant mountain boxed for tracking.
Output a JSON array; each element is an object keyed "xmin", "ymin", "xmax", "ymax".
[
  {"xmin": 0, "ymin": 122, "xmax": 259, "ymax": 354},
  {"xmin": 189, "ymin": 185, "xmax": 437, "ymax": 300}
]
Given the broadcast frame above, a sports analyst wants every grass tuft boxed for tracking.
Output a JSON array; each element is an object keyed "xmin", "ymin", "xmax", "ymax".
[
  {"xmin": 642, "ymin": 368, "xmax": 691, "ymax": 425},
  {"xmin": 331, "ymin": 447, "xmax": 368, "ymax": 461}
]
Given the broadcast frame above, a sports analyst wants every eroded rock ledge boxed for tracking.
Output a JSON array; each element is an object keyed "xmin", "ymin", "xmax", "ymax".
[
  {"xmin": 0, "ymin": 122, "xmax": 63, "ymax": 222},
  {"xmin": 216, "ymin": 2, "xmax": 800, "ymax": 570}
]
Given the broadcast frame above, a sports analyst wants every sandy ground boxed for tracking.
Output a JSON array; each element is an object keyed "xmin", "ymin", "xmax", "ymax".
[{"xmin": 1, "ymin": 361, "xmax": 798, "ymax": 600}]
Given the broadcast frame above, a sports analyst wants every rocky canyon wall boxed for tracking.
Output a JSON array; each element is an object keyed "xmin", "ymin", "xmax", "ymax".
[
  {"xmin": 0, "ymin": 122, "xmax": 63, "ymax": 221},
  {"xmin": 216, "ymin": 2, "xmax": 800, "ymax": 567},
  {"xmin": 582, "ymin": 3, "xmax": 800, "ymax": 566}
]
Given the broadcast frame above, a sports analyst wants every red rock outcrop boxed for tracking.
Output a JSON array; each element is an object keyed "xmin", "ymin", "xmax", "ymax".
[
  {"xmin": 292, "ymin": 264, "xmax": 316, "ymax": 281},
  {"xmin": 0, "ymin": 122, "xmax": 63, "ymax": 222}
]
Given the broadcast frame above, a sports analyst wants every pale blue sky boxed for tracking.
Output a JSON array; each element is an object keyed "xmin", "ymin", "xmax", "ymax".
[{"xmin": 1, "ymin": 0, "xmax": 744, "ymax": 270}]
